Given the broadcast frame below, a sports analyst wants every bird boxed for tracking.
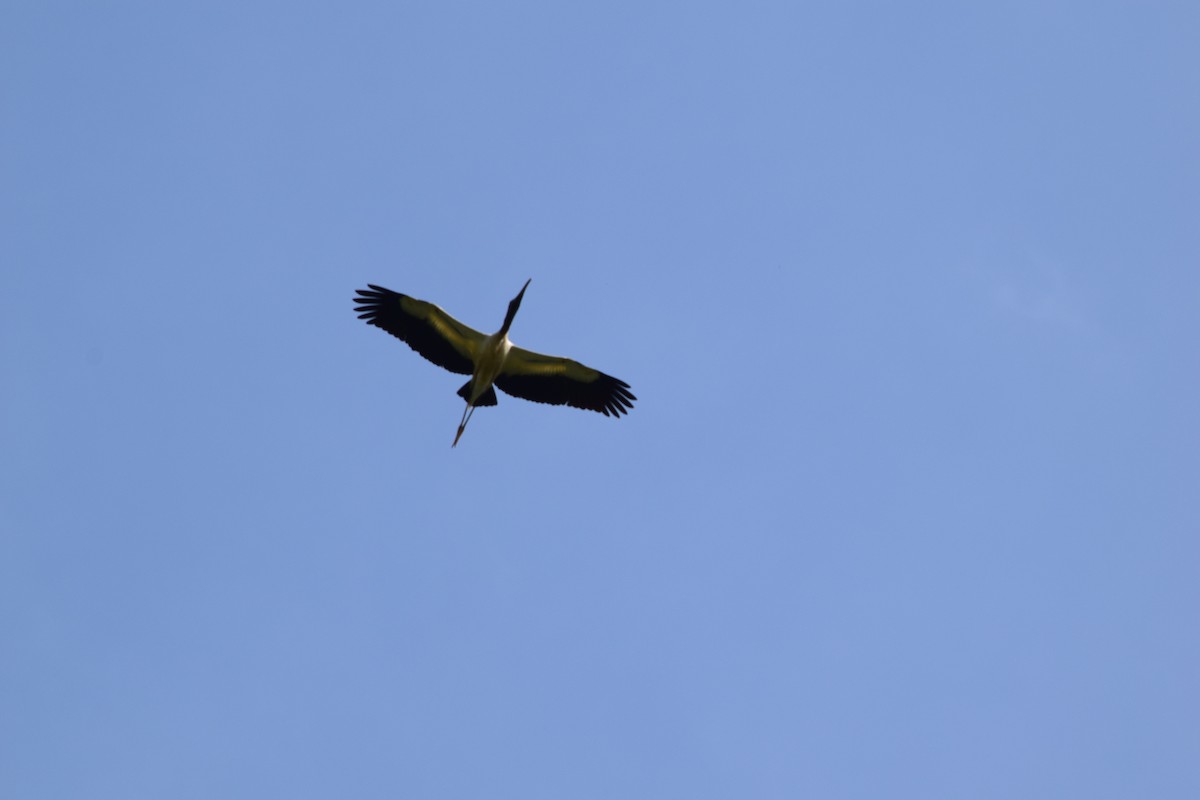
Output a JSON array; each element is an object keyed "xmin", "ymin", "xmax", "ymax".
[{"xmin": 353, "ymin": 279, "xmax": 636, "ymax": 447}]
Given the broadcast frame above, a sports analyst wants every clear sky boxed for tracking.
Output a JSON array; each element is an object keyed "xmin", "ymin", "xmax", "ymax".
[{"xmin": 2, "ymin": 2, "xmax": 1197, "ymax": 798}]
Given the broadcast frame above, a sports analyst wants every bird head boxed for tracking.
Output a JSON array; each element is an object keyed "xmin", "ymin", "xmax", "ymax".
[{"xmin": 501, "ymin": 279, "xmax": 531, "ymax": 334}]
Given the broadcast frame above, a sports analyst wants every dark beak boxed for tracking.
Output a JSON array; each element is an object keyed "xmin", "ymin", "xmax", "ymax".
[
  {"xmin": 501, "ymin": 279, "xmax": 531, "ymax": 334},
  {"xmin": 514, "ymin": 278, "xmax": 531, "ymax": 304}
]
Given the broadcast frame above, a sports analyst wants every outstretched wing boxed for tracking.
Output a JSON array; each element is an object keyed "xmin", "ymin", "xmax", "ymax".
[
  {"xmin": 353, "ymin": 285, "xmax": 482, "ymax": 375},
  {"xmin": 495, "ymin": 346, "xmax": 636, "ymax": 417}
]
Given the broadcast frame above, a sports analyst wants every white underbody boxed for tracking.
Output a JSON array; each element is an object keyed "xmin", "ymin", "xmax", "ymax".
[{"xmin": 469, "ymin": 332, "xmax": 513, "ymax": 404}]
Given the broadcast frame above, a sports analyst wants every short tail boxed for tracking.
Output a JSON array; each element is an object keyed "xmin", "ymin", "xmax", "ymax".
[{"xmin": 457, "ymin": 380, "xmax": 498, "ymax": 407}]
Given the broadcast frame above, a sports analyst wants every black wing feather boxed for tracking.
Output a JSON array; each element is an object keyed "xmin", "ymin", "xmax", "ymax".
[
  {"xmin": 495, "ymin": 363, "xmax": 636, "ymax": 417},
  {"xmin": 353, "ymin": 285, "xmax": 477, "ymax": 375}
]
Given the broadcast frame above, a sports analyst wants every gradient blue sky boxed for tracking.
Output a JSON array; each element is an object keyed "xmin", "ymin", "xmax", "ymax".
[{"xmin": 3, "ymin": 2, "xmax": 1198, "ymax": 798}]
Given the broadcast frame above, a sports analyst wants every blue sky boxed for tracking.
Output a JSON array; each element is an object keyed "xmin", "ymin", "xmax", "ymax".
[{"xmin": 2, "ymin": 1, "xmax": 1197, "ymax": 797}]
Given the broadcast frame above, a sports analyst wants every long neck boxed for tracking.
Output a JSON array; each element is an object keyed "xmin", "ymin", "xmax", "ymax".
[
  {"xmin": 499, "ymin": 280, "xmax": 531, "ymax": 336},
  {"xmin": 499, "ymin": 299, "xmax": 520, "ymax": 336}
]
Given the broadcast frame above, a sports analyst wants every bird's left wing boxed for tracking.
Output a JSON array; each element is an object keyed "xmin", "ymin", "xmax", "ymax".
[
  {"xmin": 354, "ymin": 285, "xmax": 482, "ymax": 375},
  {"xmin": 495, "ymin": 346, "xmax": 636, "ymax": 417}
]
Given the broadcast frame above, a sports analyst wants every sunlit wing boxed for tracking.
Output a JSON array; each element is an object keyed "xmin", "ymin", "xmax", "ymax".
[
  {"xmin": 353, "ymin": 285, "xmax": 483, "ymax": 375},
  {"xmin": 495, "ymin": 346, "xmax": 636, "ymax": 417}
]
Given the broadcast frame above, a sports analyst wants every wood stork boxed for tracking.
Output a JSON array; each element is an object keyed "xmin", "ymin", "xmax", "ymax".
[{"xmin": 353, "ymin": 280, "xmax": 636, "ymax": 447}]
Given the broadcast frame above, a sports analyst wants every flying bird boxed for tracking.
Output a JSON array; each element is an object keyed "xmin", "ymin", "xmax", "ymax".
[{"xmin": 353, "ymin": 280, "xmax": 636, "ymax": 447}]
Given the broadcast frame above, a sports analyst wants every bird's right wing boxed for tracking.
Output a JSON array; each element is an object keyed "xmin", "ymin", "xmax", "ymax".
[
  {"xmin": 495, "ymin": 346, "xmax": 636, "ymax": 417},
  {"xmin": 354, "ymin": 285, "xmax": 483, "ymax": 375}
]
